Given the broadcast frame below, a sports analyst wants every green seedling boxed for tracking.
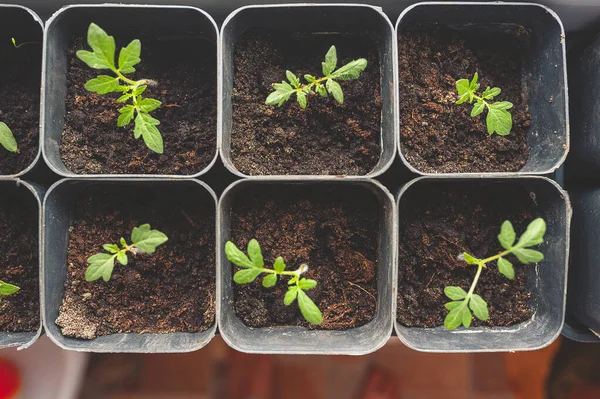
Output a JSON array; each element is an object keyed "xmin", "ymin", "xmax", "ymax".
[
  {"xmin": 444, "ymin": 218, "xmax": 546, "ymax": 331},
  {"xmin": 86, "ymin": 224, "xmax": 168, "ymax": 282},
  {"xmin": 76, "ymin": 23, "xmax": 164, "ymax": 153},
  {"xmin": 455, "ymin": 72, "xmax": 513, "ymax": 136},
  {"xmin": 0, "ymin": 122, "xmax": 17, "ymax": 153},
  {"xmin": 266, "ymin": 45, "xmax": 367, "ymax": 109},
  {"xmin": 225, "ymin": 239, "xmax": 323, "ymax": 325},
  {"xmin": 0, "ymin": 280, "xmax": 19, "ymax": 300},
  {"xmin": 11, "ymin": 37, "xmax": 37, "ymax": 48}
]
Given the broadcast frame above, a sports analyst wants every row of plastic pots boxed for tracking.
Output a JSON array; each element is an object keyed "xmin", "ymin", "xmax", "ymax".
[
  {"xmin": 0, "ymin": 2, "xmax": 569, "ymax": 179},
  {"xmin": 0, "ymin": 175, "xmax": 571, "ymax": 353}
]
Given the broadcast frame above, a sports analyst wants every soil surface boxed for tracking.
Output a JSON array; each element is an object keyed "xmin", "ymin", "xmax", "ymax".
[
  {"xmin": 231, "ymin": 186, "xmax": 379, "ymax": 329},
  {"xmin": 0, "ymin": 41, "xmax": 41, "ymax": 175},
  {"xmin": 231, "ymin": 28, "xmax": 382, "ymax": 176},
  {"xmin": 0, "ymin": 188, "xmax": 39, "ymax": 332},
  {"xmin": 61, "ymin": 36, "xmax": 216, "ymax": 175},
  {"xmin": 397, "ymin": 182, "xmax": 539, "ymax": 328},
  {"xmin": 56, "ymin": 185, "xmax": 215, "ymax": 339},
  {"xmin": 398, "ymin": 25, "xmax": 531, "ymax": 173}
]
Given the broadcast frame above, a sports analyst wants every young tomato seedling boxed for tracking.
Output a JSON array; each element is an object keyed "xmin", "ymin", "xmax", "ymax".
[
  {"xmin": 444, "ymin": 218, "xmax": 546, "ymax": 330},
  {"xmin": 76, "ymin": 23, "xmax": 164, "ymax": 154},
  {"xmin": 85, "ymin": 224, "xmax": 168, "ymax": 282},
  {"xmin": 266, "ymin": 45, "xmax": 367, "ymax": 109},
  {"xmin": 0, "ymin": 280, "xmax": 19, "ymax": 301},
  {"xmin": 455, "ymin": 73, "xmax": 513, "ymax": 136},
  {"xmin": 225, "ymin": 239, "xmax": 323, "ymax": 325}
]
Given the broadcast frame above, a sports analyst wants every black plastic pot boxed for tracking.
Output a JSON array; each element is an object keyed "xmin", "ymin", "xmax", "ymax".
[
  {"xmin": 0, "ymin": 178, "xmax": 43, "ymax": 350},
  {"xmin": 395, "ymin": 176, "xmax": 571, "ymax": 352},
  {"xmin": 218, "ymin": 178, "xmax": 395, "ymax": 355},
  {"xmin": 0, "ymin": 5, "xmax": 43, "ymax": 178},
  {"xmin": 395, "ymin": 2, "xmax": 569, "ymax": 176},
  {"xmin": 219, "ymin": 4, "xmax": 397, "ymax": 178},
  {"xmin": 42, "ymin": 179, "xmax": 217, "ymax": 353},
  {"xmin": 41, "ymin": 4, "xmax": 219, "ymax": 178}
]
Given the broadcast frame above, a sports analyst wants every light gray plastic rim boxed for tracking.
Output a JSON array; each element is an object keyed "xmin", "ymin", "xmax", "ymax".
[
  {"xmin": 394, "ymin": 1, "xmax": 570, "ymax": 177},
  {"xmin": 0, "ymin": 5, "xmax": 43, "ymax": 178},
  {"xmin": 218, "ymin": 3, "xmax": 398, "ymax": 180},
  {"xmin": 393, "ymin": 175, "xmax": 572, "ymax": 353},
  {"xmin": 40, "ymin": 3, "xmax": 219, "ymax": 179},
  {"xmin": 41, "ymin": 178, "xmax": 218, "ymax": 353}
]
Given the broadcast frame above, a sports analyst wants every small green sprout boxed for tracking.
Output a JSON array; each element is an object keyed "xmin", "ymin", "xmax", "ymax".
[
  {"xmin": 0, "ymin": 122, "xmax": 17, "ymax": 153},
  {"xmin": 455, "ymin": 72, "xmax": 513, "ymax": 136},
  {"xmin": 76, "ymin": 23, "xmax": 164, "ymax": 154},
  {"xmin": 444, "ymin": 218, "xmax": 546, "ymax": 331},
  {"xmin": 0, "ymin": 280, "xmax": 20, "ymax": 300},
  {"xmin": 266, "ymin": 45, "xmax": 367, "ymax": 109},
  {"xmin": 85, "ymin": 224, "xmax": 168, "ymax": 282},
  {"xmin": 225, "ymin": 239, "xmax": 323, "ymax": 325},
  {"xmin": 11, "ymin": 37, "xmax": 36, "ymax": 48}
]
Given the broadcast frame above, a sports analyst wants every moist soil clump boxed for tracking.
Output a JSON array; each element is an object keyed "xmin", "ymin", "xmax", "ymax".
[
  {"xmin": 231, "ymin": 28, "xmax": 382, "ymax": 176},
  {"xmin": 0, "ymin": 188, "xmax": 39, "ymax": 332},
  {"xmin": 231, "ymin": 186, "xmax": 379, "ymax": 330},
  {"xmin": 60, "ymin": 36, "xmax": 216, "ymax": 175},
  {"xmin": 398, "ymin": 25, "xmax": 531, "ymax": 173},
  {"xmin": 397, "ymin": 182, "xmax": 538, "ymax": 328},
  {"xmin": 56, "ymin": 186, "xmax": 215, "ymax": 339}
]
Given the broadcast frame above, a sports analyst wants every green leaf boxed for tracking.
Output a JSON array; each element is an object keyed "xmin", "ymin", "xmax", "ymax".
[
  {"xmin": 456, "ymin": 93, "xmax": 469, "ymax": 105},
  {"xmin": 470, "ymin": 101, "xmax": 485, "ymax": 117},
  {"xmin": 322, "ymin": 45, "xmax": 337, "ymax": 76},
  {"xmin": 234, "ymin": 268, "xmax": 264, "ymax": 284},
  {"xmin": 462, "ymin": 307, "xmax": 472, "ymax": 328},
  {"xmin": 498, "ymin": 221, "xmax": 516, "ymax": 249},
  {"xmin": 512, "ymin": 248, "xmax": 544, "ymax": 264},
  {"xmin": 462, "ymin": 252, "xmax": 480, "ymax": 265},
  {"xmin": 137, "ymin": 98, "xmax": 162, "ymax": 113},
  {"xmin": 225, "ymin": 241, "xmax": 254, "ymax": 269},
  {"xmin": 266, "ymin": 81, "xmax": 295, "ymax": 107},
  {"xmin": 284, "ymin": 287, "xmax": 298, "ymax": 305},
  {"xmin": 134, "ymin": 114, "xmax": 163, "ymax": 154},
  {"xmin": 497, "ymin": 257, "xmax": 515, "ymax": 279},
  {"xmin": 273, "ymin": 257, "xmax": 286, "ymax": 273},
  {"xmin": 117, "ymin": 93, "xmax": 132, "ymax": 103},
  {"xmin": 469, "ymin": 72, "xmax": 479, "ymax": 90},
  {"xmin": 247, "ymin": 239, "xmax": 264, "ymax": 268},
  {"xmin": 444, "ymin": 305, "xmax": 465, "ymax": 330},
  {"xmin": 262, "ymin": 274, "xmax": 277, "ymax": 288},
  {"xmin": 445, "ymin": 301, "xmax": 462, "ymax": 311},
  {"xmin": 117, "ymin": 105, "xmax": 135, "ymax": 127},
  {"xmin": 304, "ymin": 74, "xmax": 316, "ymax": 83},
  {"xmin": 118, "ymin": 39, "xmax": 141, "ymax": 73},
  {"xmin": 116, "ymin": 251, "xmax": 128, "ymax": 266},
  {"xmin": 486, "ymin": 105, "xmax": 512, "ymax": 135},
  {"xmin": 86, "ymin": 253, "xmax": 117, "ymax": 282},
  {"xmin": 298, "ymin": 278, "xmax": 317, "ymax": 290},
  {"xmin": 84, "ymin": 75, "xmax": 120, "ymax": 94},
  {"xmin": 483, "ymin": 87, "xmax": 501, "ymax": 100},
  {"xmin": 444, "ymin": 286, "xmax": 468, "ymax": 300},
  {"xmin": 139, "ymin": 113, "xmax": 160, "ymax": 126},
  {"xmin": 469, "ymin": 294, "xmax": 489, "ymax": 321},
  {"xmin": 103, "ymin": 244, "xmax": 119, "ymax": 254},
  {"xmin": 515, "ymin": 218, "xmax": 546, "ymax": 248},
  {"xmin": 326, "ymin": 79, "xmax": 343, "ymax": 104},
  {"xmin": 330, "ymin": 58, "xmax": 367, "ymax": 81},
  {"xmin": 491, "ymin": 101, "xmax": 513, "ymax": 110},
  {"xmin": 0, "ymin": 122, "xmax": 17, "ymax": 153},
  {"xmin": 316, "ymin": 84, "xmax": 327, "ymax": 97},
  {"xmin": 76, "ymin": 50, "xmax": 111, "ymax": 70},
  {"xmin": 131, "ymin": 224, "xmax": 168, "ymax": 253},
  {"xmin": 78, "ymin": 23, "xmax": 116, "ymax": 70},
  {"xmin": 455, "ymin": 79, "xmax": 470, "ymax": 96},
  {"xmin": 297, "ymin": 289, "xmax": 323, "ymax": 324},
  {"xmin": 286, "ymin": 70, "xmax": 300, "ymax": 89},
  {"xmin": 0, "ymin": 281, "xmax": 19, "ymax": 296},
  {"xmin": 133, "ymin": 85, "xmax": 147, "ymax": 96},
  {"xmin": 297, "ymin": 90, "xmax": 307, "ymax": 109},
  {"xmin": 120, "ymin": 237, "xmax": 127, "ymax": 247}
]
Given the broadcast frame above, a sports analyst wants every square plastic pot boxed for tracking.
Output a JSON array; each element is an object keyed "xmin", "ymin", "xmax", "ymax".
[
  {"xmin": 0, "ymin": 5, "xmax": 43, "ymax": 178},
  {"xmin": 0, "ymin": 179, "xmax": 44, "ymax": 350},
  {"xmin": 395, "ymin": 176, "xmax": 571, "ymax": 352},
  {"xmin": 42, "ymin": 178, "xmax": 217, "ymax": 353},
  {"xmin": 41, "ymin": 4, "xmax": 219, "ymax": 178},
  {"xmin": 395, "ymin": 2, "xmax": 569, "ymax": 176},
  {"xmin": 218, "ymin": 178, "xmax": 396, "ymax": 355},
  {"xmin": 219, "ymin": 4, "xmax": 397, "ymax": 179}
]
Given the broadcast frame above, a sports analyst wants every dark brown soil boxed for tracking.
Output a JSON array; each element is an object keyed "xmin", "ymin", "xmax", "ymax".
[
  {"xmin": 231, "ymin": 28, "xmax": 382, "ymax": 176},
  {"xmin": 56, "ymin": 185, "xmax": 215, "ymax": 339},
  {"xmin": 60, "ymin": 36, "xmax": 216, "ymax": 175},
  {"xmin": 397, "ymin": 182, "xmax": 539, "ymax": 328},
  {"xmin": 398, "ymin": 25, "xmax": 531, "ymax": 173},
  {"xmin": 231, "ymin": 185, "xmax": 379, "ymax": 329},
  {"xmin": 0, "ymin": 187, "xmax": 39, "ymax": 332},
  {"xmin": 0, "ymin": 42, "xmax": 41, "ymax": 175}
]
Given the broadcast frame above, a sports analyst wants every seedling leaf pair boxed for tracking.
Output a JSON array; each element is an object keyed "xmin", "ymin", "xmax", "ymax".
[
  {"xmin": 77, "ymin": 23, "xmax": 164, "ymax": 153},
  {"xmin": 225, "ymin": 239, "xmax": 323, "ymax": 325}
]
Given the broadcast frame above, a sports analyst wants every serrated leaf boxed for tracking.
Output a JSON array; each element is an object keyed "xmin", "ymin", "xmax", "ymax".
[
  {"xmin": 137, "ymin": 98, "xmax": 162, "ymax": 113},
  {"xmin": 512, "ymin": 248, "xmax": 544, "ymax": 264},
  {"xmin": 491, "ymin": 101, "xmax": 513, "ymax": 110},
  {"xmin": 498, "ymin": 221, "xmax": 516, "ymax": 249},
  {"xmin": 134, "ymin": 114, "xmax": 163, "ymax": 154},
  {"xmin": 266, "ymin": 81, "xmax": 295, "ymax": 106},
  {"xmin": 86, "ymin": 253, "xmax": 117, "ymax": 282},
  {"xmin": 84, "ymin": 75, "xmax": 120, "ymax": 94},
  {"xmin": 330, "ymin": 58, "xmax": 367, "ymax": 81},
  {"xmin": 316, "ymin": 84, "xmax": 327, "ymax": 97},
  {"xmin": 118, "ymin": 39, "xmax": 141, "ymax": 73},
  {"xmin": 445, "ymin": 301, "xmax": 462, "ymax": 311},
  {"xmin": 486, "ymin": 106, "xmax": 512, "ymax": 135},
  {"xmin": 469, "ymin": 294, "xmax": 489, "ymax": 321},
  {"xmin": 462, "ymin": 252, "xmax": 480, "ymax": 265},
  {"xmin": 297, "ymin": 90, "xmax": 307, "ymax": 109},
  {"xmin": 497, "ymin": 257, "xmax": 515, "ymax": 279},
  {"xmin": 304, "ymin": 74, "xmax": 316, "ymax": 83},
  {"xmin": 0, "ymin": 122, "xmax": 17, "ymax": 153},
  {"xmin": 133, "ymin": 85, "xmax": 147, "ymax": 96},
  {"xmin": 286, "ymin": 70, "xmax": 300, "ymax": 88},
  {"xmin": 515, "ymin": 218, "xmax": 546, "ymax": 248},
  {"xmin": 0, "ymin": 281, "xmax": 19, "ymax": 296},
  {"xmin": 462, "ymin": 306, "xmax": 472, "ymax": 327},
  {"xmin": 273, "ymin": 257, "xmax": 286, "ymax": 273},
  {"xmin": 284, "ymin": 287, "xmax": 298, "ymax": 305},
  {"xmin": 247, "ymin": 239, "xmax": 264, "ymax": 268},
  {"xmin": 326, "ymin": 79, "xmax": 343, "ymax": 104},
  {"xmin": 298, "ymin": 278, "xmax": 317, "ymax": 290},
  {"xmin": 116, "ymin": 251, "xmax": 128, "ymax": 266},
  {"xmin": 80, "ymin": 23, "xmax": 116, "ymax": 71},
  {"xmin": 444, "ymin": 305, "xmax": 465, "ymax": 330},
  {"xmin": 456, "ymin": 92, "xmax": 470, "ymax": 105},
  {"xmin": 103, "ymin": 244, "xmax": 120, "ymax": 254},
  {"xmin": 76, "ymin": 50, "xmax": 112, "ymax": 70},
  {"xmin": 225, "ymin": 241, "xmax": 254, "ymax": 268},
  {"xmin": 262, "ymin": 273, "xmax": 277, "ymax": 288},
  {"xmin": 455, "ymin": 79, "xmax": 470, "ymax": 96},
  {"xmin": 297, "ymin": 289, "xmax": 323, "ymax": 324},
  {"xmin": 131, "ymin": 224, "xmax": 168, "ymax": 254},
  {"xmin": 483, "ymin": 87, "xmax": 501, "ymax": 100},
  {"xmin": 444, "ymin": 286, "xmax": 468, "ymax": 300},
  {"xmin": 139, "ymin": 113, "xmax": 160, "ymax": 126},
  {"xmin": 469, "ymin": 72, "xmax": 479, "ymax": 90},
  {"xmin": 234, "ymin": 268, "xmax": 263, "ymax": 284},
  {"xmin": 117, "ymin": 93, "xmax": 132, "ymax": 103},
  {"xmin": 120, "ymin": 237, "xmax": 127, "ymax": 247},
  {"xmin": 471, "ymin": 101, "xmax": 485, "ymax": 117},
  {"xmin": 322, "ymin": 45, "xmax": 337, "ymax": 76},
  {"xmin": 117, "ymin": 105, "xmax": 135, "ymax": 127}
]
